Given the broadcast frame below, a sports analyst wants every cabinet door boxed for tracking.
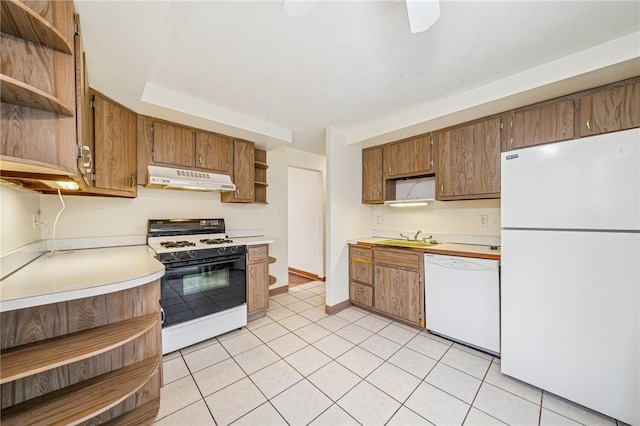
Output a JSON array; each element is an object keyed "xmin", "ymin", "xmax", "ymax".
[
  {"xmin": 195, "ymin": 131, "xmax": 232, "ymax": 174},
  {"xmin": 152, "ymin": 122, "xmax": 194, "ymax": 167},
  {"xmin": 247, "ymin": 260, "xmax": 268, "ymax": 314},
  {"xmin": 221, "ymin": 139, "xmax": 255, "ymax": 203},
  {"xmin": 93, "ymin": 93, "xmax": 137, "ymax": 194},
  {"xmin": 436, "ymin": 117, "xmax": 501, "ymax": 200},
  {"xmin": 580, "ymin": 79, "xmax": 640, "ymax": 136},
  {"xmin": 383, "ymin": 135, "xmax": 432, "ymax": 178},
  {"xmin": 374, "ymin": 265, "xmax": 421, "ymax": 324},
  {"xmin": 74, "ymin": 14, "xmax": 93, "ymax": 187},
  {"xmin": 362, "ymin": 146, "xmax": 384, "ymax": 204},
  {"xmin": 505, "ymin": 99, "xmax": 575, "ymax": 151}
]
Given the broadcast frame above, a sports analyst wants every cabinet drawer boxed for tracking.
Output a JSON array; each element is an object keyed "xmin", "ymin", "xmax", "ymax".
[
  {"xmin": 374, "ymin": 248, "xmax": 422, "ymax": 271},
  {"xmin": 350, "ymin": 282, "xmax": 373, "ymax": 308},
  {"xmin": 350, "ymin": 260, "xmax": 372, "ymax": 284},
  {"xmin": 349, "ymin": 245, "xmax": 372, "ymax": 261},
  {"xmin": 248, "ymin": 245, "xmax": 268, "ymax": 261}
]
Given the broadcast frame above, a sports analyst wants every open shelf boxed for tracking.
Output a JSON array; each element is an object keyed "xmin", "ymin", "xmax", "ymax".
[
  {"xmin": 269, "ymin": 275, "xmax": 277, "ymax": 286},
  {"xmin": 0, "ymin": 0, "xmax": 73, "ymax": 54},
  {"xmin": 254, "ymin": 161, "xmax": 268, "ymax": 169},
  {"xmin": 0, "ymin": 314, "xmax": 157, "ymax": 384},
  {"xmin": 254, "ymin": 181, "xmax": 268, "ymax": 187},
  {"xmin": 0, "ymin": 357, "xmax": 159, "ymax": 425},
  {"xmin": 1, "ymin": 74, "xmax": 74, "ymax": 116},
  {"xmin": 268, "ymin": 256, "xmax": 276, "ymax": 264},
  {"xmin": 102, "ymin": 399, "xmax": 160, "ymax": 426}
]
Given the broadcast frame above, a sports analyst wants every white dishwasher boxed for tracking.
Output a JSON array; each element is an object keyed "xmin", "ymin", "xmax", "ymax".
[{"xmin": 424, "ymin": 253, "xmax": 500, "ymax": 355}]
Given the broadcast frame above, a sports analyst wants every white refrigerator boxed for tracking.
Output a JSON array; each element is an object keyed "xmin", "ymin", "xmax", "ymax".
[{"xmin": 500, "ymin": 128, "xmax": 639, "ymax": 425}]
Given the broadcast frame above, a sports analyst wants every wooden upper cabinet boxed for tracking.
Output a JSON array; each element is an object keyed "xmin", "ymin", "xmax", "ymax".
[
  {"xmin": 505, "ymin": 99, "xmax": 575, "ymax": 151},
  {"xmin": 194, "ymin": 131, "xmax": 232, "ymax": 174},
  {"xmin": 579, "ymin": 78, "xmax": 640, "ymax": 137},
  {"xmin": 221, "ymin": 138, "xmax": 255, "ymax": 203},
  {"xmin": 436, "ymin": 116, "xmax": 502, "ymax": 200},
  {"xmin": 92, "ymin": 92, "xmax": 137, "ymax": 196},
  {"xmin": 151, "ymin": 121, "xmax": 194, "ymax": 167},
  {"xmin": 362, "ymin": 146, "xmax": 384, "ymax": 204},
  {"xmin": 383, "ymin": 135, "xmax": 433, "ymax": 179}
]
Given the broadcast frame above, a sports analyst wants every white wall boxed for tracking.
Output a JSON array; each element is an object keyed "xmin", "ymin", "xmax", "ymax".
[
  {"xmin": 0, "ymin": 183, "xmax": 41, "ymax": 255},
  {"xmin": 372, "ymin": 199, "xmax": 501, "ymax": 240},
  {"xmin": 36, "ymin": 146, "xmax": 324, "ymax": 291},
  {"xmin": 325, "ymin": 127, "xmax": 372, "ymax": 307},
  {"xmin": 288, "ymin": 167, "xmax": 324, "ymax": 277}
]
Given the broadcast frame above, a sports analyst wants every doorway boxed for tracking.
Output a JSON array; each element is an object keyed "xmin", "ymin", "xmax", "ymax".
[{"xmin": 287, "ymin": 167, "xmax": 324, "ymax": 286}]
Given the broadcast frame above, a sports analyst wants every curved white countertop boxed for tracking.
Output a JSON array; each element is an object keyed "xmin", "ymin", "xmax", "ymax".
[{"xmin": 0, "ymin": 245, "xmax": 165, "ymax": 312}]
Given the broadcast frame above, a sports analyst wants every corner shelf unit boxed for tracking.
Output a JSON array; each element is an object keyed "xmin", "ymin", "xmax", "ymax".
[
  {"xmin": 0, "ymin": 281, "xmax": 162, "ymax": 425},
  {"xmin": 254, "ymin": 148, "xmax": 268, "ymax": 203}
]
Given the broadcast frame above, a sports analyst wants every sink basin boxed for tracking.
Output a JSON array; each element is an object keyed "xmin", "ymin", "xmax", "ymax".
[{"xmin": 378, "ymin": 239, "xmax": 439, "ymax": 248}]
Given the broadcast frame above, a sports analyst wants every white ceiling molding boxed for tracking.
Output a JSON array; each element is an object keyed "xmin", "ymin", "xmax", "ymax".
[
  {"xmin": 347, "ymin": 31, "xmax": 640, "ymax": 146},
  {"xmin": 141, "ymin": 82, "xmax": 293, "ymax": 144}
]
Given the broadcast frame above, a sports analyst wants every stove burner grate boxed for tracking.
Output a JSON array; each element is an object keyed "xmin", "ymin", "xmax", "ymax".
[
  {"xmin": 160, "ymin": 240, "xmax": 196, "ymax": 248},
  {"xmin": 200, "ymin": 238, "xmax": 234, "ymax": 245}
]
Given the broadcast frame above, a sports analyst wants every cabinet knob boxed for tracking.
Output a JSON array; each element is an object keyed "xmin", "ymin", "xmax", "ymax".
[
  {"xmin": 586, "ymin": 116, "xmax": 591, "ymax": 131},
  {"xmin": 130, "ymin": 175, "xmax": 135, "ymax": 189},
  {"xmin": 251, "ymin": 267, "xmax": 255, "ymax": 278}
]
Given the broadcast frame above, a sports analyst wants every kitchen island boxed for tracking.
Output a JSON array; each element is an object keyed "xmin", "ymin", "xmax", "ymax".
[{"xmin": 0, "ymin": 245, "xmax": 165, "ymax": 425}]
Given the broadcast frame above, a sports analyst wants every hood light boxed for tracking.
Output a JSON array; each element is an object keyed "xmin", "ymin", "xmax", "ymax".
[{"xmin": 384, "ymin": 199, "xmax": 433, "ymax": 207}]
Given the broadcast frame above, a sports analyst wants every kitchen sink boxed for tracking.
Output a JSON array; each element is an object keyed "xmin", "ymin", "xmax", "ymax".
[{"xmin": 378, "ymin": 239, "xmax": 439, "ymax": 248}]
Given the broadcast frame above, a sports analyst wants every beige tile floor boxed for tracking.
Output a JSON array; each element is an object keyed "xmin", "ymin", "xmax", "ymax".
[{"xmin": 154, "ymin": 282, "xmax": 627, "ymax": 426}]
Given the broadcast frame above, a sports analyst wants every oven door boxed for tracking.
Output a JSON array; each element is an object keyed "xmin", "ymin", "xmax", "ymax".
[{"xmin": 160, "ymin": 255, "xmax": 246, "ymax": 327}]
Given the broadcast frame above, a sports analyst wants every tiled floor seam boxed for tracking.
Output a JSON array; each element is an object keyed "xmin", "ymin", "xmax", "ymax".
[{"xmin": 460, "ymin": 354, "xmax": 493, "ymax": 426}]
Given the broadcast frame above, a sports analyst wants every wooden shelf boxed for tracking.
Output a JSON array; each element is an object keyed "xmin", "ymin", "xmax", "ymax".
[
  {"xmin": 254, "ymin": 181, "xmax": 268, "ymax": 187},
  {"xmin": 268, "ymin": 256, "xmax": 277, "ymax": 264},
  {"xmin": 254, "ymin": 161, "xmax": 268, "ymax": 169},
  {"xmin": 269, "ymin": 275, "xmax": 277, "ymax": 286},
  {"xmin": 101, "ymin": 400, "xmax": 160, "ymax": 426},
  {"xmin": 0, "ymin": 0, "xmax": 73, "ymax": 54},
  {"xmin": 0, "ymin": 74, "xmax": 74, "ymax": 116},
  {"xmin": 0, "ymin": 357, "xmax": 159, "ymax": 425},
  {"xmin": 0, "ymin": 314, "xmax": 157, "ymax": 384}
]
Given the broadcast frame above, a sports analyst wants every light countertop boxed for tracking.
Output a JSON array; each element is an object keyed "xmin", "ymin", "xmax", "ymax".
[
  {"xmin": 234, "ymin": 236, "xmax": 277, "ymax": 245},
  {"xmin": 348, "ymin": 238, "xmax": 500, "ymax": 260},
  {"xmin": 0, "ymin": 245, "xmax": 165, "ymax": 312}
]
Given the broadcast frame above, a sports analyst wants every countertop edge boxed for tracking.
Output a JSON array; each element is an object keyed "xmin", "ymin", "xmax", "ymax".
[
  {"xmin": 348, "ymin": 238, "xmax": 501, "ymax": 260},
  {"xmin": 0, "ymin": 269, "xmax": 165, "ymax": 312}
]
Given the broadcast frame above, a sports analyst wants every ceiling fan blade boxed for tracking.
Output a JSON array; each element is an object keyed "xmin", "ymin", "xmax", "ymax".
[
  {"xmin": 406, "ymin": 0, "xmax": 440, "ymax": 34},
  {"xmin": 282, "ymin": 0, "xmax": 317, "ymax": 18}
]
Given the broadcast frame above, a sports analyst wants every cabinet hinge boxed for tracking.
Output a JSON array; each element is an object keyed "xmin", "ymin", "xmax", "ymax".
[
  {"xmin": 500, "ymin": 121, "xmax": 503, "ymax": 130},
  {"xmin": 90, "ymin": 99, "xmax": 95, "ymax": 109},
  {"xmin": 91, "ymin": 173, "xmax": 96, "ymax": 183},
  {"xmin": 150, "ymin": 123, "xmax": 154, "ymax": 132},
  {"xmin": 74, "ymin": 22, "xmax": 80, "ymax": 36},
  {"xmin": 76, "ymin": 146, "xmax": 82, "ymax": 158},
  {"xmin": 430, "ymin": 159, "xmax": 434, "ymax": 167},
  {"xmin": 430, "ymin": 138, "xmax": 434, "ymax": 145}
]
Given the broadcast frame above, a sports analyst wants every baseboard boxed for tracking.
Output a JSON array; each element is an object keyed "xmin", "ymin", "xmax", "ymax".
[
  {"xmin": 288, "ymin": 267, "xmax": 325, "ymax": 282},
  {"xmin": 269, "ymin": 285, "xmax": 288, "ymax": 296},
  {"xmin": 325, "ymin": 299, "xmax": 351, "ymax": 315}
]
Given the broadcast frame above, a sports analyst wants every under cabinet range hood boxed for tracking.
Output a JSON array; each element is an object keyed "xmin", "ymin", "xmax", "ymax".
[
  {"xmin": 146, "ymin": 165, "xmax": 235, "ymax": 192},
  {"xmin": 384, "ymin": 176, "xmax": 435, "ymax": 207}
]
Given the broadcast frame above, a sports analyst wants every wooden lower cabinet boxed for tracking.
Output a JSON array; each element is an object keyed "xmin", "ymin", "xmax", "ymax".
[
  {"xmin": 348, "ymin": 245, "xmax": 424, "ymax": 327},
  {"xmin": 247, "ymin": 244, "xmax": 269, "ymax": 321},
  {"xmin": 0, "ymin": 281, "xmax": 162, "ymax": 425}
]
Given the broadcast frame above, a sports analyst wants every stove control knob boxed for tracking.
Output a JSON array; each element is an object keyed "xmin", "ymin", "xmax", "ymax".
[
  {"xmin": 171, "ymin": 252, "xmax": 183, "ymax": 259},
  {"xmin": 187, "ymin": 250, "xmax": 197, "ymax": 258},
  {"xmin": 218, "ymin": 247, "xmax": 226, "ymax": 255},
  {"xmin": 231, "ymin": 246, "xmax": 238, "ymax": 253}
]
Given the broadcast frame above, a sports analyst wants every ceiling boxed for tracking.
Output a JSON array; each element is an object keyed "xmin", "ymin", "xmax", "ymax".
[{"xmin": 74, "ymin": 1, "xmax": 640, "ymax": 155}]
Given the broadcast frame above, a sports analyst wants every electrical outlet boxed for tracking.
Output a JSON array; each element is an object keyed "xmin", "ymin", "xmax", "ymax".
[
  {"xmin": 479, "ymin": 215, "xmax": 488, "ymax": 228},
  {"xmin": 376, "ymin": 215, "xmax": 385, "ymax": 225}
]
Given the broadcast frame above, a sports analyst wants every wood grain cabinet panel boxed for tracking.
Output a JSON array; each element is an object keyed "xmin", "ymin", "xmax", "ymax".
[
  {"xmin": 195, "ymin": 131, "xmax": 232, "ymax": 174},
  {"xmin": 505, "ymin": 99, "xmax": 575, "ymax": 151},
  {"xmin": 350, "ymin": 259, "xmax": 372, "ymax": 284},
  {"xmin": 350, "ymin": 282, "xmax": 373, "ymax": 308},
  {"xmin": 436, "ymin": 116, "xmax": 501, "ymax": 200},
  {"xmin": 362, "ymin": 146, "xmax": 384, "ymax": 204},
  {"xmin": 247, "ymin": 244, "xmax": 269, "ymax": 322},
  {"xmin": 152, "ymin": 121, "xmax": 194, "ymax": 167},
  {"xmin": 92, "ymin": 92, "xmax": 137, "ymax": 195},
  {"xmin": 383, "ymin": 135, "xmax": 433, "ymax": 179},
  {"xmin": 579, "ymin": 78, "xmax": 640, "ymax": 137},
  {"xmin": 374, "ymin": 264, "xmax": 421, "ymax": 325},
  {"xmin": 221, "ymin": 138, "xmax": 255, "ymax": 203},
  {"xmin": 348, "ymin": 244, "xmax": 375, "ymax": 310}
]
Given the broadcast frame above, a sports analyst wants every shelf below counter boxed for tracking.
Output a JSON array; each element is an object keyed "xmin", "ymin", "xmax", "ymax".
[{"xmin": 0, "ymin": 245, "xmax": 165, "ymax": 312}]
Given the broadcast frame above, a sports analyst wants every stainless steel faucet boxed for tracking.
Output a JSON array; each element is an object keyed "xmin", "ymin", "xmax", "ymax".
[{"xmin": 414, "ymin": 230, "xmax": 422, "ymax": 241}]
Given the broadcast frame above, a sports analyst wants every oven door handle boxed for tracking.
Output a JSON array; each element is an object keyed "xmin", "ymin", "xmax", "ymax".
[{"xmin": 164, "ymin": 255, "xmax": 245, "ymax": 271}]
